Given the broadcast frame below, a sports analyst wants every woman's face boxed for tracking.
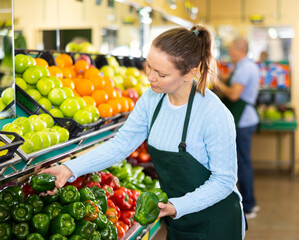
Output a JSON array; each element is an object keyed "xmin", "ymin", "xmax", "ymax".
[{"xmin": 145, "ymin": 46, "xmax": 187, "ymax": 94}]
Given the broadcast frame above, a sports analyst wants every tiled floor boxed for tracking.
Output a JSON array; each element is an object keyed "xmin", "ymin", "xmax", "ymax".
[{"xmin": 152, "ymin": 170, "xmax": 299, "ymax": 240}]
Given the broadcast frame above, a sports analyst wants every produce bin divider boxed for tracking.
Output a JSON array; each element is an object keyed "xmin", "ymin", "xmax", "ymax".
[{"xmin": 0, "ymin": 131, "xmax": 24, "ymax": 162}]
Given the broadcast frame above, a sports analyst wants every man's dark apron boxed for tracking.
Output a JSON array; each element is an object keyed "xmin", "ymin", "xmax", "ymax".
[{"xmin": 147, "ymin": 84, "xmax": 242, "ymax": 240}]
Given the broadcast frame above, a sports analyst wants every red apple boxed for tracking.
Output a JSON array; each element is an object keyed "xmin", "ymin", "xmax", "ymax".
[
  {"xmin": 122, "ymin": 88, "xmax": 139, "ymax": 103},
  {"xmin": 77, "ymin": 54, "xmax": 91, "ymax": 66}
]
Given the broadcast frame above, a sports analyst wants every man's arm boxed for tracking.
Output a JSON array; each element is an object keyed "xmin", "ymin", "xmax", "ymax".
[{"xmin": 214, "ymin": 80, "xmax": 244, "ymax": 102}]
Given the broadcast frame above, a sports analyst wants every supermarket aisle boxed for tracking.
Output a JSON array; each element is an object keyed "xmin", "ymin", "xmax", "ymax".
[{"xmin": 152, "ymin": 170, "xmax": 299, "ymax": 240}]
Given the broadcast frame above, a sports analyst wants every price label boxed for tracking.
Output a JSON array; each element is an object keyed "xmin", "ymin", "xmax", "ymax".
[{"xmin": 141, "ymin": 232, "xmax": 149, "ymax": 240}]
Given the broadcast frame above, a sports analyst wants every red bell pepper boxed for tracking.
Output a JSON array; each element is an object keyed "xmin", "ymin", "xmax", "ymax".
[
  {"xmin": 107, "ymin": 176, "xmax": 121, "ymax": 190},
  {"xmin": 100, "ymin": 172, "xmax": 113, "ymax": 185},
  {"xmin": 20, "ymin": 181, "xmax": 37, "ymax": 198},
  {"xmin": 82, "ymin": 173, "xmax": 101, "ymax": 187},
  {"xmin": 102, "ymin": 185, "xmax": 114, "ymax": 198},
  {"xmin": 64, "ymin": 176, "xmax": 86, "ymax": 190},
  {"xmin": 105, "ymin": 208, "xmax": 118, "ymax": 224},
  {"xmin": 116, "ymin": 220, "xmax": 129, "ymax": 232},
  {"xmin": 87, "ymin": 181, "xmax": 101, "ymax": 188},
  {"xmin": 119, "ymin": 210, "xmax": 135, "ymax": 228},
  {"xmin": 107, "ymin": 199, "xmax": 120, "ymax": 218},
  {"xmin": 130, "ymin": 190, "xmax": 140, "ymax": 209},
  {"xmin": 83, "ymin": 200, "xmax": 99, "ymax": 221},
  {"xmin": 111, "ymin": 187, "xmax": 133, "ymax": 210}
]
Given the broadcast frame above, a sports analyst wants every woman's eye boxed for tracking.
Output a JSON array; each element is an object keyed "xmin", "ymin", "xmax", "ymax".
[{"xmin": 159, "ymin": 74, "xmax": 166, "ymax": 78}]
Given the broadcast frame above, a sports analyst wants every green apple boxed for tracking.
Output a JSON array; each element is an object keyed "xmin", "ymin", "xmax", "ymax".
[
  {"xmin": 38, "ymin": 130, "xmax": 51, "ymax": 148},
  {"xmin": 51, "ymin": 126, "xmax": 69, "ymax": 143},
  {"xmin": 13, "ymin": 117, "xmax": 34, "ymax": 136},
  {"xmin": 38, "ymin": 97, "xmax": 52, "ymax": 111},
  {"xmin": 126, "ymin": 67, "xmax": 140, "ymax": 77},
  {"xmin": 27, "ymin": 84, "xmax": 36, "ymax": 90},
  {"xmin": 48, "ymin": 88, "xmax": 67, "ymax": 106},
  {"xmin": 35, "ymin": 66, "xmax": 50, "ymax": 78},
  {"xmin": 79, "ymin": 41, "xmax": 95, "ymax": 53},
  {"xmin": 65, "ymin": 42, "xmax": 80, "ymax": 52},
  {"xmin": 100, "ymin": 65, "xmax": 114, "ymax": 77},
  {"xmin": 15, "ymin": 77, "xmax": 28, "ymax": 90},
  {"xmin": 22, "ymin": 66, "xmax": 43, "ymax": 85},
  {"xmin": 36, "ymin": 77, "xmax": 55, "ymax": 96},
  {"xmin": 0, "ymin": 141, "xmax": 8, "ymax": 156},
  {"xmin": 1, "ymin": 87, "xmax": 15, "ymax": 106},
  {"xmin": 0, "ymin": 99, "xmax": 6, "ymax": 111},
  {"xmin": 20, "ymin": 138, "xmax": 33, "ymax": 154},
  {"xmin": 26, "ymin": 89, "xmax": 41, "ymax": 102},
  {"xmin": 49, "ymin": 76, "xmax": 63, "ymax": 88},
  {"xmin": 15, "ymin": 54, "xmax": 34, "ymax": 74},
  {"xmin": 25, "ymin": 132, "xmax": 43, "ymax": 152},
  {"xmin": 74, "ymin": 109, "xmax": 93, "ymax": 124},
  {"xmin": 62, "ymin": 87, "xmax": 74, "ymax": 98},
  {"xmin": 49, "ymin": 108, "xmax": 64, "ymax": 118},
  {"xmin": 59, "ymin": 98, "xmax": 81, "ymax": 118},
  {"xmin": 39, "ymin": 113, "xmax": 54, "ymax": 128},
  {"xmin": 106, "ymin": 56, "xmax": 120, "ymax": 68},
  {"xmin": 28, "ymin": 115, "xmax": 47, "ymax": 132},
  {"xmin": 47, "ymin": 129, "xmax": 60, "ymax": 146},
  {"xmin": 2, "ymin": 123, "xmax": 23, "ymax": 139},
  {"xmin": 123, "ymin": 76, "xmax": 138, "ymax": 89},
  {"xmin": 84, "ymin": 105, "xmax": 100, "ymax": 122},
  {"xmin": 74, "ymin": 97, "xmax": 86, "ymax": 109}
]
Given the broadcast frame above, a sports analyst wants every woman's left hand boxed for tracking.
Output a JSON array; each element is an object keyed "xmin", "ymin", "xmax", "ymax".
[{"xmin": 158, "ymin": 202, "xmax": 177, "ymax": 218}]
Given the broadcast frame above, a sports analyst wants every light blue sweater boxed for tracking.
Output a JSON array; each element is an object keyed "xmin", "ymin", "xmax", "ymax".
[{"xmin": 64, "ymin": 87, "xmax": 242, "ymax": 220}]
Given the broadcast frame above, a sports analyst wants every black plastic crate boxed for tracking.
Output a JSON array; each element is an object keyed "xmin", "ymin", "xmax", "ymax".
[
  {"xmin": 0, "ymin": 100, "xmax": 15, "ymax": 119},
  {"xmin": 0, "ymin": 131, "xmax": 25, "ymax": 162},
  {"xmin": 16, "ymin": 85, "xmax": 128, "ymax": 138}
]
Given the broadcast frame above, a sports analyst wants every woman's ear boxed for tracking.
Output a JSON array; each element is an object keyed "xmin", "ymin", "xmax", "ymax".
[{"xmin": 184, "ymin": 68, "xmax": 198, "ymax": 82}]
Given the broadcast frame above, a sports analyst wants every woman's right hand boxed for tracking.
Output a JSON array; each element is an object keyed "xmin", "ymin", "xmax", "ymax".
[{"xmin": 39, "ymin": 164, "xmax": 73, "ymax": 195}]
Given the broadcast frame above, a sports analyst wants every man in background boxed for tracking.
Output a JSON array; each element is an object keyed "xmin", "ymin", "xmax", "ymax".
[{"xmin": 213, "ymin": 38, "xmax": 260, "ymax": 219}]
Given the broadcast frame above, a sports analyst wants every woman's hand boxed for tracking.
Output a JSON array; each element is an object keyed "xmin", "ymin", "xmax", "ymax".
[
  {"xmin": 38, "ymin": 165, "xmax": 73, "ymax": 195},
  {"xmin": 158, "ymin": 202, "xmax": 177, "ymax": 218}
]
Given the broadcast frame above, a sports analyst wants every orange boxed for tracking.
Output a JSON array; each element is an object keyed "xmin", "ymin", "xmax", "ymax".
[
  {"xmin": 48, "ymin": 66, "xmax": 63, "ymax": 78},
  {"xmin": 84, "ymin": 67, "xmax": 103, "ymax": 80},
  {"xmin": 56, "ymin": 53, "xmax": 73, "ymax": 68},
  {"xmin": 105, "ymin": 87, "xmax": 118, "ymax": 100},
  {"xmin": 90, "ymin": 76, "xmax": 106, "ymax": 90},
  {"xmin": 61, "ymin": 78, "xmax": 75, "ymax": 90},
  {"xmin": 74, "ymin": 59, "xmax": 89, "ymax": 74},
  {"xmin": 75, "ymin": 79, "xmax": 95, "ymax": 96},
  {"xmin": 115, "ymin": 89, "xmax": 122, "ymax": 98},
  {"xmin": 35, "ymin": 58, "xmax": 49, "ymax": 68},
  {"xmin": 61, "ymin": 67, "xmax": 76, "ymax": 79},
  {"xmin": 91, "ymin": 89, "xmax": 109, "ymax": 106},
  {"xmin": 127, "ymin": 98, "xmax": 135, "ymax": 111},
  {"xmin": 118, "ymin": 97, "xmax": 130, "ymax": 113},
  {"xmin": 72, "ymin": 78, "xmax": 81, "ymax": 84},
  {"xmin": 72, "ymin": 89, "xmax": 81, "ymax": 97},
  {"xmin": 108, "ymin": 99, "xmax": 122, "ymax": 116},
  {"xmin": 82, "ymin": 96, "xmax": 96, "ymax": 107},
  {"xmin": 98, "ymin": 103, "xmax": 113, "ymax": 118},
  {"xmin": 103, "ymin": 76, "xmax": 115, "ymax": 88}
]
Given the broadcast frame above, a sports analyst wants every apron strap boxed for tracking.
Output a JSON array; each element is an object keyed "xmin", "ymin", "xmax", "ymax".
[
  {"xmin": 179, "ymin": 83, "xmax": 197, "ymax": 152},
  {"xmin": 149, "ymin": 94, "xmax": 166, "ymax": 133}
]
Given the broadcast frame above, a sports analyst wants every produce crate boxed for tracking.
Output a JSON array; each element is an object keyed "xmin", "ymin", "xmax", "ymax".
[
  {"xmin": 0, "ymin": 100, "xmax": 15, "ymax": 119},
  {"xmin": 259, "ymin": 119, "xmax": 297, "ymax": 131},
  {"xmin": 16, "ymin": 84, "xmax": 128, "ymax": 138},
  {"xmin": 0, "ymin": 131, "xmax": 24, "ymax": 162}
]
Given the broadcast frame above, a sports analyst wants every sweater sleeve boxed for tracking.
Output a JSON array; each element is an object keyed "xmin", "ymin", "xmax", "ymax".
[
  {"xmin": 169, "ymin": 102, "xmax": 238, "ymax": 219},
  {"xmin": 64, "ymin": 90, "xmax": 150, "ymax": 180}
]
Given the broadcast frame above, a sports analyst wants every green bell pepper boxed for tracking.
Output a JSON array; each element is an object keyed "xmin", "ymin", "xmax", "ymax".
[
  {"xmin": 98, "ymin": 223, "xmax": 110, "ymax": 240},
  {"xmin": 90, "ymin": 186, "xmax": 108, "ymax": 214},
  {"xmin": 146, "ymin": 179, "xmax": 160, "ymax": 191},
  {"xmin": 12, "ymin": 222, "xmax": 29, "ymax": 240},
  {"xmin": 0, "ymin": 186, "xmax": 24, "ymax": 207},
  {"xmin": 93, "ymin": 211, "xmax": 108, "ymax": 230},
  {"xmin": 142, "ymin": 175, "xmax": 152, "ymax": 185},
  {"xmin": 79, "ymin": 187, "xmax": 95, "ymax": 202},
  {"xmin": 30, "ymin": 173, "xmax": 56, "ymax": 192},
  {"xmin": 150, "ymin": 189, "xmax": 168, "ymax": 204},
  {"xmin": 42, "ymin": 202, "xmax": 62, "ymax": 220},
  {"xmin": 49, "ymin": 233, "xmax": 68, "ymax": 240},
  {"xmin": 0, "ymin": 202, "xmax": 11, "ymax": 223},
  {"xmin": 134, "ymin": 192, "xmax": 160, "ymax": 226},
  {"xmin": 68, "ymin": 235, "xmax": 84, "ymax": 240},
  {"xmin": 131, "ymin": 166, "xmax": 144, "ymax": 179},
  {"xmin": 72, "ymin": 219, "xmax": 96, "ymax": 239},
  {"xmin": 90, "ymin": 230, "xmax": 101, "ymax": 240},
  {"xmin": 41, "ymin": 188, "xmax": 61, "ymax": 205},
  {"xmin": 12, "ymin": 202, "xmax": 33, "ymax": 223},
  {"xmin": 107, "ymin": 221, "xmax": 117, "ymax": 240},
  {"xmin": 31, "ymin": 213, "xmax": 50, "ymax": 237},
  {"xmin": 26, "ymin": 233, "xmax": 45, "ymax": 240},
  {"xmin": 60, "ymin": 185, "xmax": 80, "ymax": 205},
  {"xmin": 0, "ymin": 223, "xmax": 11, "ymax": 240},
  {"xmin": 50, "ymin": 213, "xmax": 75, "ymax": 236},
  {"xmin": 62, "ymin": 202, "xmax": 85, "ymax": 220},
  {"xmin": 25, "ymin": 194, "xmax": 44, "ymax": 214},
  {"xmin": 136, "ymin": 171, "xmax": 145, "ymax": 182}
]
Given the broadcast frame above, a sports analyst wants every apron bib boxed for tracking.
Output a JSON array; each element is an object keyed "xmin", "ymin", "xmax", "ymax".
[{"xmin": 147, "ymin": 84, "xmax": 242, "ymax": 240}]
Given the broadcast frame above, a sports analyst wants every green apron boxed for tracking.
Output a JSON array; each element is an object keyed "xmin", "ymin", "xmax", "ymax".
[
  {"xmin": 147, "ymin": 84, "xmax": 242, "ymax": 240},
  {"xmin": 222, "ymin": 74, "xmax": 248, "ymax": 127}
]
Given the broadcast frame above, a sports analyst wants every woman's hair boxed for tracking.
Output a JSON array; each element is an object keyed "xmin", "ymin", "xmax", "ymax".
[{"xmin": 152, "ymin": 25, "xmax": 215, "ymax": 95}]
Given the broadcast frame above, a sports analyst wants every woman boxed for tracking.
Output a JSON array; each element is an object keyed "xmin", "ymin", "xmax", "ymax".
[{"xmin": 41, "ymin": 25, "xmax": 245, "ymax": 240}]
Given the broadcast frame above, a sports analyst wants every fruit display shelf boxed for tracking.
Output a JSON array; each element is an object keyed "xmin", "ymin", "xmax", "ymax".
[
  {"xmin": 0, "ymin": 120, "xmax": 125, "ymax": 184},
  {"xmin": 259, "ymin": 119, "xmax": 297, "ymax": 131}
]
